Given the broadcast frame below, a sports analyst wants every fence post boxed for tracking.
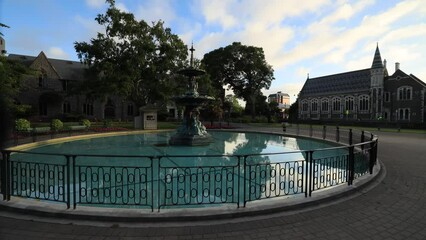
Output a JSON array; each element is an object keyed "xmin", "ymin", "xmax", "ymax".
[
  {"xmin": 322, "ymin": 125, "xmax": 326, "ymax": 139},
  {"xmin": 308, "ymin": 151, "xmax": 314, "ymax": 197},
  {"xmin": 65, "ymin": 155, "xmax": 71, "ymax": 209},
  {"xmin": 369, "ymin": 139, "xmax": 378, "ymax": 174},
  {"xmin": 348, "ymin": 146, "xmax": 355, "ymax": 185},
  {"xmin": 361, "ymin": 131, "xmax": 365, "ymax": 150},
  {"xmin": 239, "ymin": 156, "xmax": 246, "ymax": 207},
  {"xmin": 336, "ymin": 126, "xmax": 340, "ymax": 142},
  {"xmin": 349, "ymin": 129, "xmax": 353, "ymax": 145},
  {"xmin": 152, "ymin": 157, "xmax": 160, "ymax": 212},
  {"xmin": 309, "ymin": 125, "xmax": 313, "ymax": 137},
  {"xmin": 1, "ymin": 151, "xmax": 11, "ymax": 201},
  {"xmin": 72, "ymin": 155, "xmax": 77, "ymax": 209}
]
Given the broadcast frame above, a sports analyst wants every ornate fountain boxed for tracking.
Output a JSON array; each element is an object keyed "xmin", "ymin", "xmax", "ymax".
[{"xmin": 169, "ymin": 44, "xmax": 215, "ymax": 146}]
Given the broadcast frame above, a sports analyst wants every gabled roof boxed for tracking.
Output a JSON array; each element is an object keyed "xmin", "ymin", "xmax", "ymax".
[
  {"xmin": 300, "ymin": 69, "xmax": 371, "ymax": 97},
  {"xmin": 389, "ymin": 69, "xmax": 426, "ymax": 88},
  {"xmin": 7, "ymin": 53, "xmax": 88, "ymax": 81}
]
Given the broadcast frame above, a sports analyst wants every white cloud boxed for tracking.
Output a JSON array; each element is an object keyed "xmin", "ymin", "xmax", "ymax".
[
  {"xmin": 85, "ymin": 0, "xmax": 105, "ymax": 8},
  {"xmin": 47, "ymin": 47, "xmax": 69, "ymax": 59},
  {"xmin": 135, "ymin": 0, "xmax": 176, "ymax": 24},
  {"xmin": 116, "ymin": 2, "xmax": 129, "ymax": 12}
]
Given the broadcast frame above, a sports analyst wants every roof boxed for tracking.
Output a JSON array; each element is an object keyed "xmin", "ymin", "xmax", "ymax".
[
  {"xmin": 7, "ymin": 53, "xmax": 88, "ymax": 81},
  {"xmin": 389, "ymin": 69, "xmax": 426, "ymax": 88},
  {"xmin": 371, "ymin": 45, "xmax": 383, "ymax": 69},
  {"xmin": 300, "ymin": 69, "xmax": 371, "ymax": 97}
]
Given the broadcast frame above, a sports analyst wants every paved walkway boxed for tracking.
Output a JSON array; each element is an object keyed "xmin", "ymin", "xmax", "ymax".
[{"xmin": 1, "ymin": 127, "xmax": 425, "ymax": 239}]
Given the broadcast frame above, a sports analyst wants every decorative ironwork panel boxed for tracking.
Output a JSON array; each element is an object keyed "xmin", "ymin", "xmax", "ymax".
[
  {"xmin": 10, "ymin": 159, "xmax": 67, "ymax": 203},
  {"xmin": 76, "ymin": 164, "xmax": 152, "ymax": 207},
  {"xmin": 159, "ymin": 156, "xmax": 239, "ymax": 209},
  {"xmin": 312, "ymin": 155, "xmax": 348, "ymax": 191},
  {"xmin": 245, "ymin": 156, "xmax": 305, "ymax": 202}
]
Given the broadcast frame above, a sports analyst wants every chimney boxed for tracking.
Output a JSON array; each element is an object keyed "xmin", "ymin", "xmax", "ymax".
[{"xmin": 395, "ymin": 62, "xmax": 400, "ymax": 72}]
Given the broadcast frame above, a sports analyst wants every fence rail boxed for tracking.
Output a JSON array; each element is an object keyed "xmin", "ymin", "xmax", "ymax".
[{"xmin": 1, "ymin": 126, "xmax": 378, "ymax": 211}]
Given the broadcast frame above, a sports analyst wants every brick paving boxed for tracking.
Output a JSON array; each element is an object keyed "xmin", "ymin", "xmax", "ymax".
[{"xmin": 0, "ymin": 126, "xmax": 425, "ymax": 239}]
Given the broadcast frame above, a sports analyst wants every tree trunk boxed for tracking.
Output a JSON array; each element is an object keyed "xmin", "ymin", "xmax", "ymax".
[{"xmin": 250, "ymin": 95, "xmax": 256, "ymax": 119}]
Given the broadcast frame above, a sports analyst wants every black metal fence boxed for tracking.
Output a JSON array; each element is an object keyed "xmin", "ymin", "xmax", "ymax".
[{"xmin": 1, "ymin": 126, "xmax": 378, "ymax": 211}]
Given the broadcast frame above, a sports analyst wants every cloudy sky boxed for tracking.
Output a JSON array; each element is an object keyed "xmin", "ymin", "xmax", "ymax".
[{"xmin": 1, "ymin": 0, "xmax": 426, "ymax": 103}]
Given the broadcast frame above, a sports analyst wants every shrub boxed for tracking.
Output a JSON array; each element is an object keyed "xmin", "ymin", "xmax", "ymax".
[
  {"xmin": 80, "ymin": 119, "xmax": 91, "ymax": 128},
  {"xmin": 103, "ymin": 119, "xmax": 113, "ymax": 128},
  {"xmin": 15, "ymin": 118, "xmax": 31, "ymax": 131},
  {"xmin": 50, "ymin": 119, "xmax": 64, "ymax": 131}
]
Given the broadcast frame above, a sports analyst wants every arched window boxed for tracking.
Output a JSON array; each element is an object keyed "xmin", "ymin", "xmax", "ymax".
[
  {"xmin": 359, "ymin": 95, "xmax": 369, "ymax": 111},
  {"xmin": 321, "ymin": 99, "xmax": 329, "ymax": 112},
  {"xmin": 345, "ymin": 96, "xmax": 354, "ymax": 111},
  {"xmin": 311, "ymin": 99, "xmax": 318, "ymax": 112},
  {"xmin": 398, "ymin": 86, "xmax": 413, "ymax": 100},
  {"xmin": 301, "ymin": 100, "xmax": 309, "ymax": 112},
  {"xmin": 405, "ymin": 109, "xmax": 410, "ymax": 120},
  {"xmin": 332, "ymin": 97, "xmax": 341, "ymax": 112}
]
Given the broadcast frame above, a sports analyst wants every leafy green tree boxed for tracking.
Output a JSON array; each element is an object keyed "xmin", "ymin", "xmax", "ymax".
[
  {"xmin": 202, "ymin": 42, "xmax": 274, "ymax": 118},
  {"xmin": 224, "ymin": 94, "xmax": 243, "ymax": 117},
  {"xmin": 74, "ymin": 0, "xmax": 188, "ymax": 107}
]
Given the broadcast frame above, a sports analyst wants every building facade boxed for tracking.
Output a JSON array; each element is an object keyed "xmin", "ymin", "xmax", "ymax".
[
  {"xmin": 298, "ymin": 45, "xmax": 426, "ymax": 124},
  {"xmin": 268, "ymin": 91, "xmax": 290, "ymax": 119},
  {"xmin": 9, "ymin": 51, "xmax": 136, "ymax": 121}
]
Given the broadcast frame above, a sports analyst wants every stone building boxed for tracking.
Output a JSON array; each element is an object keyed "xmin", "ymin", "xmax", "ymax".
[
  {"xmin": 8, "ymin": 51, "xmax": 135, "ymax": 121},
  {"xmin": 298, "ymin": 45, "xmax": 426, "ymax": 124}
]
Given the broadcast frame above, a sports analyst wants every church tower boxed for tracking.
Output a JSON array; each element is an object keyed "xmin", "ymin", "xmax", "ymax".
[{"xmin": 370, "ymin": 44, "xmax": 386, "ymax": 119}]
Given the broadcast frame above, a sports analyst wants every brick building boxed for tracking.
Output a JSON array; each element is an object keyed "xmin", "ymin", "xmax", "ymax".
[{"xmin": 298, "ymin": 45, "xmax": 426, "ymax": 124}]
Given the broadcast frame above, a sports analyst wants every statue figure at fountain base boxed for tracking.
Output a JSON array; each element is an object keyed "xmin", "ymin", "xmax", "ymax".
[{"xmin": 169, "ymin": 109, "xmax": 213, "ymax": 146}]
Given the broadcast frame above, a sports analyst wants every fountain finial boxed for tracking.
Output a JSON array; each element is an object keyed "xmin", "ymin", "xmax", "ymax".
[{"xmin": 190, "ymin": 42, "xmax": 195, "ymax": 67}]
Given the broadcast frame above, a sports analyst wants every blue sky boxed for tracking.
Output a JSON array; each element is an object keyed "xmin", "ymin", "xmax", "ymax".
[{"xmin": 1, "ymin": 0, "xmax": 426, "ymax": 103}]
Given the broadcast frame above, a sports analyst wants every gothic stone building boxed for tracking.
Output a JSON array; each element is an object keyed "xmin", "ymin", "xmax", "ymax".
[
  {"xmin": 8, "ymin": 51, "xmax": 136, "ymax": 121},
  {"xmin": 298, "ymin": 45, "xmax": 426, "ymax": 124}
]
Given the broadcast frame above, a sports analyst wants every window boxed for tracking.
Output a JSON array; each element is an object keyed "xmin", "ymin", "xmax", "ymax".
[
  {"xmin": 321, "ymin": 99, "xmax": 329, "ymax": 112},
  {"xmin": 62, "ymin": 80, "xmax": 68, "ymax": 92},
  {"xmin": 311, "ymin": 99, "xmax": 318, "ymax": 112},
  {"xmin": 385, "ymin": 92, "xmax": 390, "ymax": 102},
  {"xmin": 83, "ymin": 102, "xmax": 94, "ymax": 116},
  {"xmin": 398, "ymin": 86, "xmax": 413, "ymax": 100},
  {"xmin": 397, "ymin": 108, "xmax": 410, "ymax": 120},
  {"xmin": 332, "ymin": 97, "xmax": 341, "ymax": 112},
  {"xmin": 38, "ymin": 70, "xmax": 47, "ymax": 88},
  {"xmin": 301, "ymin": 100, "xmax": 309, "ymax": 112},
  {"xmin": 127, "ymin": 103, "xmax": 134, "ymax": 116},
  {"xmin": 345, "ymin": 97, "xmax": 354, "ymax": 111},
  {"xmin": 359, "ymin": 95, "xmax": 369, "ymax": 111},
  {"xmin": 63, "ymin": 101, "xmax": 71, "ymax": 114}
]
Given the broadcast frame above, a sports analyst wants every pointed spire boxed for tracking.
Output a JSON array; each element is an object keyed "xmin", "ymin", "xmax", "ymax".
[{"xmin": 371, "ymin": 43, "xmax": 383, "ymax": 69}]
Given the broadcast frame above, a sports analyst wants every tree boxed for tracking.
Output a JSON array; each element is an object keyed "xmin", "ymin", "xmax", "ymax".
[
  {"xmin": 74, "ymin": 0, "xmax": 188, "ymax": 107},
  {"xmin": 288, "ymin": 100, "xmax": 299, "ymax": 122},
  {"xmin": 202, "ymin": 42, "xmax": 274, "ymax": 118},
  {"xmin": 0, "ymin": 22, "xmax": 9, "ymax": 36}
]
